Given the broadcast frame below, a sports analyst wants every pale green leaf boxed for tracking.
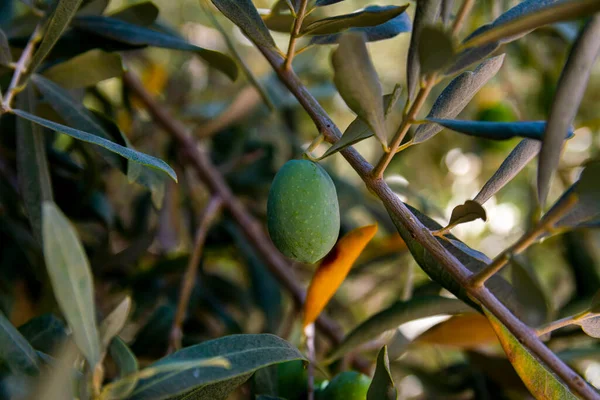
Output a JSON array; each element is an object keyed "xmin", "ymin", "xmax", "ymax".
[
  {"xmin": 99, "ymin": 297, "xmax": 132, "ymax": 350},
  {"xmin": 210, "ymin": 0, "xmax": 276, "ymax": 48}
]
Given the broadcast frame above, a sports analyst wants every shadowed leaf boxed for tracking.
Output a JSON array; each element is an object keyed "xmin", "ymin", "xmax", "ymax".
[
  {"xmin": 590, "ymin": 291, "xmax": 600, "ymax": 314},
  {"xmin": 511, "ymin": 259, "xmax": 549, "ymax": 328},
  {"xmin": 18, "ymin": 314, "xmax": 67, "ymax": 355},
  {"xmin": 332, "ymin": 33, "xmax": 387, "ymax": 148},
  {"xmin": 42, "ymin": 49, "xmax": 123, "ymax": 88},
  {"xmin": 552, "ymin": 160, "xmax": 600, "ymax": 228},
  {"xmin": 301, "ymin": 4, "xmax": 409, "ymax": 36},
  {"xmin": 416, "ymin": 313, "xmax": 497, "ymax": 348},
  {"xmin": 210, "ymin": 0, "xmax": 276, "ymax": 49},
  {"xmin": 103, "ymin": 337, "xmax": 139, "ymax": 400},
  {"xmin": 327, "ymin": 296, "xmax": 472, "ymax": 361},
  {"xmin": 310, "ymin": 5, "xmax": 411, "ymax": 45},
  {"xmin": 42, "ymin": 202, "xmax": 101, "ymax": 367},
  {"xmin": 316, "ymin": 0, "xmax": 345, "ymax": 5},
  {"xmin": 0, "ymin": 28, "xmax": 12, "ymax": 64},
  {"xmin": 483, "ymin": 308, "xmax": 578, "ymax": 399},
  {"xmin": 72, "ymin": 15, "xmax": 237, "ymax": 80},
  {"xmin": 304, "ymin": 224, "xmax": 377, "ymax": 328},
  {"xmin": 0, "ymin": 311, "xmax": 39, "ymax": 376},
  {"xmin": 418, "ymin": 26, "xmax": 455, "ymax": 75},
  {"xmin": 538, "ymin": 16, "xmax": 600, "ymax": 206},
  {"xmin": 109, "ymin": 1, "xmax": 159, "ymax": 26},
  {"xmin": 448, "ymin": 200, "xmax": 487, "ymax": 227},
  {"xmin": 413, "ymin": 54, "xmax": 505, "ymax": 144},
  {"xmin": 427, "ymin": 119, "xmax": 574, "ymax": 141},
  {"xmin": 367, "ymin": 346, "xmax": 397, "ymax": 400}
]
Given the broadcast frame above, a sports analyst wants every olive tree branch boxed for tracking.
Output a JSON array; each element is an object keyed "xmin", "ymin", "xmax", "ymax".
[
  {"xmin": 536, "ymin": 311, "xmax": 595, "ymax": 337},
  {"xmin": 284, "ymin": 0, "xmax": 310, "ymax": 70},
  {"xmin": 169, "ymin": 196, "xmax": 224, "ymax": 354},
  {"xmin": 451, "ymin": 0, "xmax": 476, "ymax": 36},
  {"xmin": 253, "ymin": 45, "xmax": 600, "ymax": 400}
]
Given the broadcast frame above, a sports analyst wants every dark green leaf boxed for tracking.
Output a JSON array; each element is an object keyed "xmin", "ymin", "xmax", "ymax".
[
  {"xmin": 0, "ymin": 28, "xmax": 12, "ymax": 65},
  {"xmin": 413, "ymin": 54, "xmax": 505, "ymax": 144},
  {"xmin": 332, "ymin": 33, "xmax": 387, "ymax": 147},
  {"xmin": 448, "ymin": 200, "xmax": 487, "ymax": 226},
  {"xmin": 108, "ymin": 1, "xmax": 159, "ymax": 26},
  {"xmin": 367, "ymin": 346, "xmax": 396, "ymax": 400},
  {"xmin": 473, "ymin": 139, "xmax": 540, "ymax": 205},
  {"xmin": 557, "ymin": 346, "xmax": 600, "ymax": 364},
  {"xmin": 129, "ymin": 334, "xmax": 305, "ymax": 400},
  {"xmin": 511, "ymin": 258, "xmax": 549, "ymax": 328},
  {"xmin": 319, "ymin": 87, "xmax": 403, "ymax": 159},
  {"xmin": 407, "ymin": 0, "xmax": 442, "ymax": 100},
  {"xmin": 590, "ymin": 291, "xmax": 600, "ymax": 314},
  {"xmin": 301, "ymin": 4, "xmax": 409, "ymax": 36},
  {"xmin": 309, "ymin": 5, "xmax": 411, "ymax": 45},
  {"xmin": 13, "ymin": 109, "xmax": 178, "ymax": 182},
  {"xmin": 18, "ymin": 314, "xmax": 67, "ymax": 355},
  {"xmin": 538, "ymin": 16, "xmax": 600, "ymax": 206},
  {"xmin": 28, "ymin": 0, "xmax": 84, "ymax": 75},
  {"xmin": 210, "ymin": 0, "xmax": 276, "ymax": 49},
  {"xmin": 315, "ymin": 0, "xmax": 345, "ymax": 5},
  {"xmin": 16, "ymin": 86, "xmax": 54, "ymax": 246},
  {"xmin": 76, "ymin": 0, "xmax": 109, "ymax": 16},
  {"xmin": 42, "ymin": 49, "xmax": 123, "ymax": 88},
  {"xmin": 41, "ymin": 202, "xmax": 101, "ymax": 367},
  {"xmin": 418, "ymin": 26, "xmax": 455, "ymax": 75},
  {"xmin": 72, "ymin": 16, "xmax": 237, "ymax": 80},
  {"xmin": 170, "ymin": 373, "xmax": 252, "ymax": 400},
  {"xmin": 104, "ymin": 337, "xmax": 139, "ymax": 400},
  {"xmin": 327, "ymin": 296, "xmax": 472, "ymax": 361},
  {"xmin": 0, "ymin": 311, "xmax": 39, "ymax": 376},
  {"xmin": 427, "ymin": 118, "xmax": 574, "ymax": 141}
]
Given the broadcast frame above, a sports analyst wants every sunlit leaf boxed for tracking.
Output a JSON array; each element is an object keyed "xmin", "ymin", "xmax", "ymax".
[
  {"xmin": 0, "ymin": 311, "xmax": 40, "ymax": 376},
  {"xmin": 406, "ymin": 0, "xmax": 442, "ymax": 100},
  {"xmin": 448, "ymin": 200, "xmax": 487, "ymax": 227},
  {"xmin": 301, "ymin": 4, "xmax": 409, "ymax": 36},
  {"xmin": 416, "ymin": 313, "xmax": 497, "ymax": 348},
  {"xmin": 304, "ymin": 224, "xmax": 377, "ymax": 328},
  {"xmin": 13, "ymin": 109, "xmax": 177, "ymax": 182},
  {"xmin": 418, "ymin": 26, "xmax": 455, "ymax": 75},
  {"xmin": 538, "ymin": 16, "xmax": 600, "ymax": 206},
  {"xmin": 483, "ymin": 308, "xmax": 578, "ymax": 399},
  {"xmin": 99, "ymin": 297, "xmax": 132, "ymax": 350},
  {"xmin": 332, "ymin": 33, "xmax": 387, "ymax": 148},
  {"xmin": 210, "ymin": 0, "xmax": 276, "ymax": 49},
  {"xmin": 109, "ymin": 1, "xmax": 159, "ymax": 26},
  {"xmin": 413, "ymin": 54, "xmax": 505, "ymax": 144},
  {"xmin": 427, "ymin": 118, "xmax": 574, "ymax": 141},
  {"xmin": 367, "ymin": 346, "xmax": 397, "ymax": 400},
  {"xmin": 72, "ymin": 15, "xmax": 238, "ymax": 80},
  {"xmin": 327, "ymin": 296, "xmax": 472, "ymax": 361},
  {"xmin": 28, "ymin": 0, "xmax": 83, "ymax": 75},
  {"xmin": 42, "ymin": 202, "xmax": 101, "ymax": 367},
  {"xmin": 309, "ymin": 5, "xmax": 411, "ymax": 45},
  {"xmin": 129, "ymin": 334, "xmax": 305, "ymax": 400},
  {"xmin": 42, "ymin": 49, "xmax": 123, "ymax": 88},
  {"xmin": 474, "ymin": 139, "xmax": 540, "ymax": 205}
]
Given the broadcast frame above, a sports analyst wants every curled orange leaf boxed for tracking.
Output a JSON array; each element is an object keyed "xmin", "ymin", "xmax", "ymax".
[
  {"xmin": 416, "ymin": 313, "xmax": 498, "ymax": 349},
  {"xmin": 303, "ymin": 224, "xmax": 378, "ymax": 328}
]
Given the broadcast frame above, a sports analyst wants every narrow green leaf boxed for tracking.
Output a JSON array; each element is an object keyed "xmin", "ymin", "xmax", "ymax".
[
  {"xmin": 103, "ymin": 337, "xmax": 139, "ymax": 400},
  {"xmin": 16, "ymin": 86, "xmax": 54, "ymax": 246},
  {"xmin": 13, "ymin": 109, "xmax": 177, "ymax": 182},
  {"xmin": 427, "ymin": 118, "xmax": 574, "ymax": 141},
  {"xmin": 319, "ymin": 88, "xmax": 402, "ymax": 159},
  {"xmin": 483, "ymin": 308, "xmax": 578, "ymax": 400},
  {"xmin": 448, "ymin": 200, "xmax": 487, "ymax": 226},
  {"xmin": 406, "ymin": 0, "xmax": 442, "ymax": 100},
  {"xmin": 332, "ymin": 33, "xmax": 387, "ymax": 148},
  {"xmin": 301, "ymin": 4, "xmax": 409, "ymax": 36},
  {"xmin": 538, "ymin": 16, "xmax": 600, "ymax": 207},
  {"xmin": 28, "ymin": 0, "xmax": 84, "ymax": 75},
  {"xmin": 72, "ymin": 16, "xmax": 237, "ymax": 81},
  {"xmin": 327, "ymin": 296, "xmax": 472, "ymax": 361},
  {"xmin": 42, "ymin": 49, "xmax": 123, "ymax": 88},
  {"xmin": 0, "ymin": 311, "xmax": 40, "ymax": 376},
  {"xmin": 315, "ymin": 0, "xmax": 345, "ymax": 5},
  {"xmin": 0, "ymin": 28, "xmax": 12, "ymax": 65},
  {"xmin": 413, "ymin": 54, "xmax": 505, "ymax": 144},
  {"xmin": 108, "ymin": 1, "xmax": 159, "ymax": 26},
  {"xmin": 418, "ymin": 26, "xmax": 455, "ymax": 75},
  {"xmin": 129, "ymin": 334, "xmax": 305, "ymax": 400},
  {"xmin": 99, "ymin": 297, "xmax": 132, "ymax": 350},
  {"xmin": 210, "ymin": 0, "xmax": 276, "ymax": 49},
  {"xmin": 511, "ymin": 258, "xmax": 549, "ymax": 328},
  {"xmin": 462, "ymin": 0, "xmax": 600, "ymax": 50},
  {"xmin": 18, "ymin": 314, "xmax": 67, "ymax": 355},
  {"xmin": 367, "ymin": 346, "xmax": 396, "ymax": 400},
  {"xmin": 173, "ymin": 373, "xmax": 252, "ymax": 400},
  {"xmin": 474, "ymin": 139, "xmax": 540, "ymax": 205},
  {"xmin": 41, "ymin": 201, "xmax": 101, "ymax": 367}
]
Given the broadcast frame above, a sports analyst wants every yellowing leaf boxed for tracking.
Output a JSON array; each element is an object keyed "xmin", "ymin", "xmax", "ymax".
[
  {"xmin": 483, "ymin": 308, "xmax": 578, "ymax": 400},
  {"xmin": 416, "ymin": 313, "xmax": 497, "ymax": 349},
  {"xmin": 303, "ymin": 224, "xmax": 378, "ymax": 328}
]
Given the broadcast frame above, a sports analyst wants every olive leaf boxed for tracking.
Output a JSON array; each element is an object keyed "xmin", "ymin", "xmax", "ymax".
[
  {"xmin": 0, "ymin": 311, "xmax": 40, "ymax": 376},
  {"xmin": 210, "ymin": 0, "xmax": 276, "ymax": 49},
  {"xmin": 448, "ymin": 200, "xmax": 487, "ymax": 227},
  {"xmin": 427, "ymin": 119, "xmax": 574, "ymax": 141},
  {"xmin": 0, "ymin": 28, "xmax": 12, "ymax": 65},
  {"xmin": 332, "ymin": 33, "xmax": 387, "ymax": 148},
  {"xmin": 109, "ymin": 1, "xmax": 159, "ymax": 26},
  {"xmin": 367, "ymin": 346, "xmax": 397, "ymax": 400},
  {"xmin": 579, "ymin": 317, "xmax": 600, "ymax": 339},
  {"xmin": 418, "ymin": 25, "xmax": 455, "ymax": 75},
  {"xmin": 511, "ymin": 258, "xmax": 549, "ymax": 328},
  {"xmin": 42, "ymin": 49, "xmax": 124, "ymax": 88}
]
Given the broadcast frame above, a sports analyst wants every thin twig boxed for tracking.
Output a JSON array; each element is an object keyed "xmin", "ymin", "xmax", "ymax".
[
  {"xmin": 169, "ymin": 196, "xmax": 223, "ymax": 353},
  {"xmin": 535, "ymin": 311, "xmax": 593, "ymax": 337},
  {"xmin": 469, "ymin": 194, "xmax": 578, "ymax": 288},
  {"xmin": 451, "ymin": 0, "xmax": 475, "ymax": 36},
  {"xmin": 2, "ymin": 24, "xmax": 42, "ymax": 112},
  {"xmin": 284, "ymin": 0, "xmax": 309, "ymax": 71},
  {"xmin": 252, "ymin": 47, "xmax": 600, "ymax": 400}
]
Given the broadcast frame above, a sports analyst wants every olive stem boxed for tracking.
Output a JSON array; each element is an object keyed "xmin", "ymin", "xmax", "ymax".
[{"xmin": 305, "ymin": 323, "xmax": 316, "ymax": 400}]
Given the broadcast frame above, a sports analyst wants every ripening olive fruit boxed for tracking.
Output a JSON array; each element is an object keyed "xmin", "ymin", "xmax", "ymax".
[
  {"xmin": 267, "ymin": 160, "xmax": 340, "ymax": 264},
  {"xmin": 322, "ymin": 371, "xmax": 371, "ymax": 400},
  {"xmin": 276, "ymin": 360, "xmax": 307, "ymax": 400}
]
